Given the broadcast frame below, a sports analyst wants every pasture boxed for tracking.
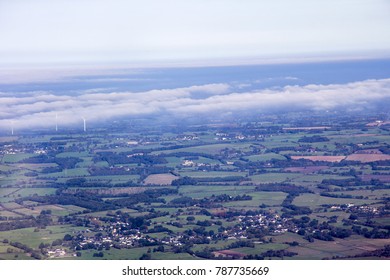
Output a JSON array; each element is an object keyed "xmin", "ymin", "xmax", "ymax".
[
  {"xmin": 2, "ymin": 153, "xmax": 35, "ymax": 163},
  {"xmin": 179, "ymin": 185, "xmax": 256, "ymax": 198},
  {"xmin": 232, "ymin": 242, "xmax": 289, "ymax": 256},
  {"xmin": 223, "ymin": 191, "xmax": 287, "ymax": 208},
  {"xmin": 179, "ymin": 170, "xmax": 247, "ymax": 178},
  {"xmin": 293, "ymin": 193, "xmax": 377, "ymax": 209},
  {"xmin": 0, "ymin": 225, "xmax": 87, "ymax": 249},
  {"xmin": 287, "ymin": 234, "xmax": 390, "ymax": 259},
  {"xmin": 153, "ymin": 143, "xmax": 254, "ymax": 155},
  {"xmin": 74, "ymin": 247, "xmax": 199, "ymax": 260},
  {"xmin": 250, "ymin": 173, "xmax": 302, "ymax": 184},
  {"xmin": 244, "ymin": 153, "xmax": 286, "ymax": 162}
]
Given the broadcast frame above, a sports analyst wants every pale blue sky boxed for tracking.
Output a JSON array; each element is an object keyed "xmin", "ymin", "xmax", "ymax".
[{"xmin": 1, "ymin": 0, "xmax": 390, "ymax": 67}]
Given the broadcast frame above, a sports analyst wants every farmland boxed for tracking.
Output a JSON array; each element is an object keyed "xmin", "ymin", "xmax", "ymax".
[{"xmin": 0, "ymin": 111, "xmax": 389, "ymax": 260}]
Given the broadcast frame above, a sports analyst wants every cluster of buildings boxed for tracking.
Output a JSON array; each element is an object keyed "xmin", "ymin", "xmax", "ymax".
[{"xmin": 71, "ymin": 211, "xmax": 295, "ymax": 253}]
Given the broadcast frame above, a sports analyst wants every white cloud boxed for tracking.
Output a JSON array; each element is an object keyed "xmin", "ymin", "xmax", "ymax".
[{"xmin": 1, "ymin": 79, "xmax": 390, "ymax": 131}]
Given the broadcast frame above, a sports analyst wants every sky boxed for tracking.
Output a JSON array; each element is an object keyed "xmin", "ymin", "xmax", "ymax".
[
  {"xmin": 1, "ymin": 0, "xmax": 390, "ymax": 67},
  {"xmin": 0, "ymin": 1, "xmax": 390, "ymax": 132}
]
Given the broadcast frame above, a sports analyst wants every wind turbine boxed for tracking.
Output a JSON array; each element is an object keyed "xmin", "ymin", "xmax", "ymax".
[
  {"xmin": 10, "ymin": 121, "xmax": 14, "ymax": 135},
  {"xmin": 82, "ymin": 117, "xmax": 86, "ymax": 132}
]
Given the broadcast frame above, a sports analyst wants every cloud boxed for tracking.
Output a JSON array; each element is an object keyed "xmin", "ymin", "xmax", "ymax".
[{"xmin": 1, "ymin": 78, "xmax": 390, "ymax": 131}]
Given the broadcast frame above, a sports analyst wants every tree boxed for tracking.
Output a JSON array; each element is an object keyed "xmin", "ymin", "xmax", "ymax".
[
  {"xmin": 186, "ymin": 216, "xmax": 195, "ymax": 222},
  {"xmin": 52, "ymin": 239, "xmax": 62, "ymax": 246},
  {"xmin": 139, "ymin": 253, "xmax": 151, "ymax": 260},
  {"xmin": 93, "ymin": 252, "xmax": 104, "ymax": 257},
  {"xmin": 63, "ymin": 234, "xmax": 73, "ymax": 241}
]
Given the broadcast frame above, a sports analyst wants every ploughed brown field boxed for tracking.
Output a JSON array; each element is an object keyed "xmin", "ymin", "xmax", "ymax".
[
  {"xmin": 290, "ymin": 156, "xmax": 346, "ymax": 162},
  {"xmin": 346, "ymin": 154, "xmax": 390, "ymax": 162},
  {"xmin": 143, "ymin": 173, "xmax": 179, "ymax": 185},
  {"xmin": 291, "ymin": 149, "xmax": 390, "ymax": 163}
]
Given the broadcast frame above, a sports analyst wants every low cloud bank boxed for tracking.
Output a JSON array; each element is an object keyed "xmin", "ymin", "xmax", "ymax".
[{"xmin": 1, "ymin": 78, "xmax": 390, "ymax": 131}]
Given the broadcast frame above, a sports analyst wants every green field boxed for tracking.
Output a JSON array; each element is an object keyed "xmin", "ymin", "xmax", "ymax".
[
  {"xmin": 250, "ymin": 173, "xmax": 302, "ymax": 184},
  {"xmin": 293, "ymin": 193, "xmax": 377, "ymax": 209},
  {"xmin": 233, "ymin": 242, "xmax": 289, "ymax": 256},
  {"xmin": 41, "ymin": 168, "xmax": 90, "ymax": 178},
  {"xmin": 244, "ymin": 153, "xmax": 286, "ymax": 162},
  {"xmin": 15, "ymin": 188, "xmax": 57, "ymax": 197},
  {"xmin": 69, "ymin": 238, "xmax": 200, "ymax": 261},
  {"xmin": 0, "ymin": 225, "xmax": 87, "ymax": 249},
  {"xmin": 179, "ymin": 185, "xmax": 256, "ymax": 198},
  {"xmin": 223, "ymin": 192, "xmax": 287, "ymax": 208},
  {"xmin": 153, "ymin": 143, "xmax": 254, "ymax": 155},
  {"xmin": 179, "ymin": 171, "xmax": 247, "ymax": 178},
  {"xmin": 2, "ymin": 153, "xmax": 35, "ymax": 163},
  {"xmin": 0, "ymin": 113, "xmax": 389, "ymax": 260},
  {"xmin": 287, "ymin": 234, "xmax": 390, "ymax": 259}
]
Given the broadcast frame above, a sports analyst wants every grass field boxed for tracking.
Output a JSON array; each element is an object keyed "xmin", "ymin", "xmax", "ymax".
[
  {"xmin": 250, "ymin": 173, "xmax": 302, "ymax": 184},
  {"xmin": 55, "ymin": 151, "xmax": 90, "ymax": 158},
  {"xmin": 153, "ymin": 143, "xmax": 254, "ymax": 155},
  {"xmin": 41, "ymin": 168, "xmax": 90, "ymax": 178},
  {"xmin": 15, "ymin": 188, "xmax": 57, "ymax": 197},
  {"xmin": 80, "ymin": 208, "xmax": 147, "ymax": 218},
  {"xmin": 13, "ymin": 204, "xmax": 87, "ymax": 217},
  {"xmin": 0, "ymin": 187, "xmax": 20, "ymax": 196},
  {"xmin": 81, "ymin": 247, "xmax": 199, "ymax": 260},
  {"xmin": 0, "ymin": 243, "xmax": 23, "ymax": 254},
  {"xmin": 179, "ymin": 171, "xmax": 247, "ymax": 178},
  {"xmin": 244, "ymin": 153, "xmax": 287, "ymax": 162},
  {"xmin": 293, "ymin": 193, "xmax": 377, "ymax": 209},
  {"xmin": 223, "ymin": 191, "xmax": 287, "ymax": 208},
  {"xmin": 179, "ymin": 185, "xmax": 256, "ymax": 198},
  {"xmin": 80, "ymin": 174, "xmax": 140, "ymax": 183},
  {"xmin": 0, "ymin": 164, "xmax": 18, "ymax": 172},
  {"xmin": 2, "ymin": 153, "xmax": 35, "ymax": 163},
  {"xmin": 0, "ymin": 225, "xmax": 87, "ymax": 250},
  {"xmin": 192, "ymin": 239, "xmax": 239, "ymax": 252},
  {"xmin": 284, "ymin": 166, "xmax": 329, "ymax": 174},
  {"xmin": 0, "ymin": 243, "xmax": 34, "ymax": 260},
  {"xmin": 290, "ymin": 174, "xmax": 354, "ymax": 186},
  {"xmin": 340, "ymin": 189, "xmax": 390, "ymax": 200},
  {"xmin": 0, "ymin": 188, "xmax": 56, "ymax": 203},
  {"xmin": 286, "ymin": 234, "xmax": 390, "ymax": 259},
  {"xmin": 233, "ymin": 242, "xmax": 289, "ymax": 256}
]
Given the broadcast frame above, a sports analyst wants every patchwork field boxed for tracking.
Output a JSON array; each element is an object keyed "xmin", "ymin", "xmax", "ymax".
[{"xmin": 0, "ymin": 112, "xmax": 389, "ymax": 260}]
